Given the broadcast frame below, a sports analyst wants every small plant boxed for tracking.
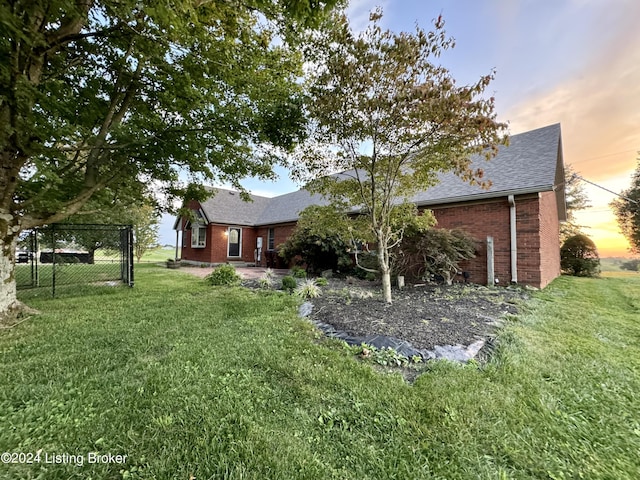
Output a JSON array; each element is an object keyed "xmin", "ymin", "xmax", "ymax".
[
  {"xmin": 205, "ymin": 264, "xmax": 241, "ymax": 286},
  {"xmin": 315, "ymin": 277, "xmax": 328, "ymax": 286},
  {"xmin": 258, "ymin": 268, "xmax": 276, "ymax": 289},
  {"xmin": 281, "ymin": 275, "xmax": 297, "ymax": 292},
  {"xmin": 291, "ymin": 266, "xmax": 307, "ymax": 278},
  {"xmin": 295, "ymin": 278, "xmax": 322, "ymax": 299},
  {"xmin": 353, "ymin": 343, "xmax": 414, "ymax": 367}
]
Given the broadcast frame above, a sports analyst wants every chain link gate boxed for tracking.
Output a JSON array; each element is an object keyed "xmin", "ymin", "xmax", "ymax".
[{"xmin": 16, "ymin": 224, "xmax": 134, "ymax": 296}]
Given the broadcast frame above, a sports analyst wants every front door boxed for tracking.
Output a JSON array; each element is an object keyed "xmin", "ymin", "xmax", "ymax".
[{"xmin": 228, "ymin": 227, "xmax": 241, "ymax": 257}]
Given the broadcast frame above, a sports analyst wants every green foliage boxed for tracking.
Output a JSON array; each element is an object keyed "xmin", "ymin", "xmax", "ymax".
[
  {"xmin": 561, "ymin": 164, "xmax": 591, "ymax": 242},
  {"xmin": 279, "ymin": 205, "xmax": 356, "ymax": 273},
  {"xmin": 291, "ymin": 266, "xmax": 308, "ymax": 278},
  {"xmin": 132, "ymin": 204, "xmax": 160, "ymax": 263},
  {"xmin": 0, "ymin": 0, "xmax": 340, "ymax": 314},
  {"xmin": 281, "ymin": 275, "xmax": 297, "ymax": 292},
  {"xmin": 348, "ymin": 343, "xmax": 422, "ymax": 368},
  {"xmin": 292, "ymin": 10, "xmax": 507, "ymax": 302},
  {"xmin": 204, "ymin": 264, "xmax": 242, "ymax": 286},
  {"xmin": 620, "ymin": 259, "xmax": 640, "ymax": 272},
  {"xmin": 611, "ymin": 158, "xmax": 640, "ymax": 254},
  {"xmin": 2, "ymin": 1, "xmax": 337, "ymax": 228},
  {"xmin": 294, "ymin": 278, "xmax": 322, "ymax": 298},
  {"xmin": 315, "ymin": 277, "xmax": 329, "ymax": 286},
  {"xmin": 258, "ymin": 268, "xmax": 276, "ymax": 289},
  {"xmin": 561, "ymin": 234, "xmax": 600, "ymax": 277},
  {"xmin": 395, "ymin": 228, "xmax": 477, "ymax": 284}
]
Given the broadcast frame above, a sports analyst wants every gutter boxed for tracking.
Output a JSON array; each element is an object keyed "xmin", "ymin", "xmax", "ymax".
[
  {"xmin": 413, "ymin": 185, "xmax": 553, "ymax": 209},
  {"xmin": 508, "ymin": 195, "xmax": 518, "ymax": 284}
]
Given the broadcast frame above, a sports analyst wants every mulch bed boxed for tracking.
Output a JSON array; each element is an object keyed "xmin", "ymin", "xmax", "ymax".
[
  {"xmin": 304, "ymin": 279, "xmax": 527, "ymax": 352},
  {"xmin": 241, "ymin": 275, "xmax": 528, "ymax": 356}
]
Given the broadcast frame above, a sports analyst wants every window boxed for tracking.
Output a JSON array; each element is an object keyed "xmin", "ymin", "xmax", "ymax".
[
  {"xmin": 267, "ymin": 228, "xmax": 275, "ymax": 250},
  {"xmin": 191, "ymin": 224, "xmax": 206, "ymax": 248},
  {"xmin": 228, "ymin": 227, "xmax": 242, "ymax": 257}
]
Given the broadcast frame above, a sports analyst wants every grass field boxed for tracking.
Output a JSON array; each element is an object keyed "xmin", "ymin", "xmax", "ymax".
[
  {"xmin": 138, "ymin": 246, "xmax": 177, "ymax": 263},
  {"xmin": 1, "ymin": 266, "xmax": 639, "ymax": 479}
]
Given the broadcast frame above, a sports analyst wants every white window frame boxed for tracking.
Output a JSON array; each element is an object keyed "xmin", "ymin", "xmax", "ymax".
[
  {"xmin": 191, "ymin": 224, "xmax": 206, "ymax": 248},
  {"xmin": 267, "ymin": 227, "xmax": 275, "ymax": 250},
  {"xmin": 227, "ymin": 227, "xmax": 242, "ymax": 258}
]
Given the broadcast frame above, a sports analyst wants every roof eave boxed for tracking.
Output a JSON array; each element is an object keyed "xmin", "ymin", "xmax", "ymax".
[{"xmin": 414, "ymin": 186, "xmax": 555, "ymax": 208}]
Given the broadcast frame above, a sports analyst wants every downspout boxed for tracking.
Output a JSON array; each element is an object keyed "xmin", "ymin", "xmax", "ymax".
[{"xmin": 508, "ymin": 195, "xmax": 518, "ymax": 284}]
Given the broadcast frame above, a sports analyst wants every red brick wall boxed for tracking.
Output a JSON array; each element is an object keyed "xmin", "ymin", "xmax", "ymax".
[
  {"xmin": 255, "ymin": 223, "xmax": 297, "ymax": 267},
  {"xmin": 431, "ymin": 198, "xmax": 512, "ymax": 285},
  {"xmin": 182, "ymin": 225, "xmax": 259, "ymax": 264},
  {"xmin": 538, "ymin": 190, "xmax": 561, "ymax": 288},
  {"xmin": 514, "ymin": 196, "xmax": 544, "ymax": 286},
  {"xmin": 430, "ymin": 193, "xmax": 560, "ymax": 288}
]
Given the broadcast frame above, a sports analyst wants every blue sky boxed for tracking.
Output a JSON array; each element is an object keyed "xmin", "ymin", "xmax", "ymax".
[{"xmin": 160, "ymin": 0, "xmax": 640, "ymax": 256}]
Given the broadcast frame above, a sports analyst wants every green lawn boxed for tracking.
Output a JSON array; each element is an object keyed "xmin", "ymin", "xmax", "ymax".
[
  {"xmin": 1, "ymin": 267, "xmax": 639, "ymax": 479},
  {"xmin": 138, "ymin": 246, "xmax": 177, "ymax": 263},
  {"xmin": 15, "ymin": 262, "xmax": 124, "ymax": 290}
]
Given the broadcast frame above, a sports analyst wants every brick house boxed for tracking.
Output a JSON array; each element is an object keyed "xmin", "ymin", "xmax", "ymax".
[{"xmin": 174, "ymin": 123, "xmax": 566, "ymax": 288}]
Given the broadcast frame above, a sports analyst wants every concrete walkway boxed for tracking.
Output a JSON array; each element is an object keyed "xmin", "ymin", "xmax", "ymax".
[{"xmin": 177, "ymin": 265, "xmax": 290, "ymax": 280}]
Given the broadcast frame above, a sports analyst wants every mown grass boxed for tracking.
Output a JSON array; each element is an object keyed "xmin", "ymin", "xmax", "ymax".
[
  {"xmin": 1, "ymin": 266, "xmax": 639, "ymax": 479},
  {"xmin": 15, "ymin": 262, "xmax": 124, "ymax": 290}
]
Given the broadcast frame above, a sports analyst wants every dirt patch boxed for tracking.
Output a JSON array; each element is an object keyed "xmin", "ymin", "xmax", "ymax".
[
  {"xmin": 0, "ymin": 301, "xmax": 39, "ymax": 330},
  {"xmin": 305, "ymin": 279, "xmax": 527, "ymax": 353}
]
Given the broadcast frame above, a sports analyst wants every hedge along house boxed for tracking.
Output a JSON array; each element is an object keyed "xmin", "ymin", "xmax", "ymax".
[{"xmin": 174, "ymin": 123, "xmax": 566, "ymax": 288}]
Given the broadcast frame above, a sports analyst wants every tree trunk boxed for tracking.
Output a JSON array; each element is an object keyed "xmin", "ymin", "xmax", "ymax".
[
  {"xmin": 377, "ymin": 235, "xmax": 392, "ymax": 303},
  {"xmin": 0, "ymin": 218, "xmax": 19, "ymax": 316}
]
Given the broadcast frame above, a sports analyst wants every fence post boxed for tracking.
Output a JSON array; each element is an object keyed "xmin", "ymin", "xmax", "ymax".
[
  {"xmin": 128, "ymin": 225, "xmax": 134, "ymax": 287},
  {"xmin": 51, "ymin": 224, "xmax": 56, "ymax": 297},
  {"xmin": 486, "ymin": 236, "xmax": 495, "ymax": 286}
]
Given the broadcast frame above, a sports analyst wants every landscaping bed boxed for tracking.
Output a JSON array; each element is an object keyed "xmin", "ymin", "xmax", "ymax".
[
  {"xmin": 307, "ymin": 280, "xmax": 526, "ymax": 351},
  {"xmin": 241, "ymin": 273, "xmax": 528, "ymax": 360}
]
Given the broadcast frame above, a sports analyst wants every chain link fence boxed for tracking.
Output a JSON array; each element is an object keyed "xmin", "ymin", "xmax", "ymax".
[{"xmin": 16, "ymin": 224, "xmax": 134, "ymax": 296}]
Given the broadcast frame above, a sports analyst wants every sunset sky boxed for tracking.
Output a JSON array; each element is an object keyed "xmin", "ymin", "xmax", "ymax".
[{"xmin": 161, "ymin": 1, "xmax": 640, "ymax": 257}]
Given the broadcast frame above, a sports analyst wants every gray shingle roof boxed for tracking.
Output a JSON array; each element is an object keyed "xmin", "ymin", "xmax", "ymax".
[
  {"xmin": 198, "ymin": 188, "xmax": 272, "ymax": 226},
  {"xmin": 411, "ymin": 123, "xmax": 563, "ymax": 205},
  {"xmin": 193, "ymin": 123, "xmax": 564, "ymax": 227}
]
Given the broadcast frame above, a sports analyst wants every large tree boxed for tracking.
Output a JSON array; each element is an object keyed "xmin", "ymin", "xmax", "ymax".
[
  {"xmin": 612, "ymin": 158, "xmax": 640, "ymax": 254},
  {"xmin": 561, "ymin": 164, "xmax": 591, "ymax": 242},
  {"xmin": 0, "ymin": 0, "xmax": 338, "ymax": 314},
  {"xmin": 292, "ymin": 11, "xmax": 507, "ymax": 303}
]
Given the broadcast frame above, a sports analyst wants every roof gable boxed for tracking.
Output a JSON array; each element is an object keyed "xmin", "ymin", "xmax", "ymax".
[{"xmin": 198, "ymin": 187, "xmax": 272, "ymax": 226}]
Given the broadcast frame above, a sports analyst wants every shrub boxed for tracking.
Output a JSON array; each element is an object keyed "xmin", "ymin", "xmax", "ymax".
[
  {"xmin": 294, "ymin": 279, "xmax": 322, "ymax": 298},
  {"xmin": 278, "ymin": 206, "xmax": 353, "ymax": 274},
  {"xmin": 561, "ymin": 234, "xmax": 600, "ymax": 277},
  {"xmin": 394, "ymin": 228, "xmax": 476, "ymax": 285},
  {"xmin": 205, "ymin": 264, "xmax": 242, "ymax": 286},
  {"xmin": 281, "ymin": 276, "xmax": 297, "ymax": 292},
  {"xmin": 291, "ymin": 266, "xmax": 307, "ymax": 278},
  {"xmin": 315, "ymin": 277, "xmax": 328, "ymax": 286},
  {"xmin": 621, "ymin": 259, "xmax": 640, "ymax": 272}
]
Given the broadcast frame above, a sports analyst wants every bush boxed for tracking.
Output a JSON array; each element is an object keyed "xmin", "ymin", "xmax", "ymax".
[
  {"xmin": 205, "ymin": 264, "xmax": 242, "ymax": 286},
  {"xmin": 290, "ymin": 266, "xmax": 307, "ymax": 278},
  {"xmin": 621, "ymin": 259, "xmax": 640, "ymax": 272},
  {"xmin": 560, "ymin": 234, "xmax": 600, "ymax": 277},
  {"xmin": 281, "ymin": 276, "xmax": 297, "ymax": 292},
  {"xmin": 315, "ymin": 277, "xmax": 328, "ymax": 286},
  {"xmin": 278, "ymin": 206, "xmax": 353, "ymax": 274},
  {"xmin": 394, "ymin": 228, "xmax": 476, "ymax": 285}
]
